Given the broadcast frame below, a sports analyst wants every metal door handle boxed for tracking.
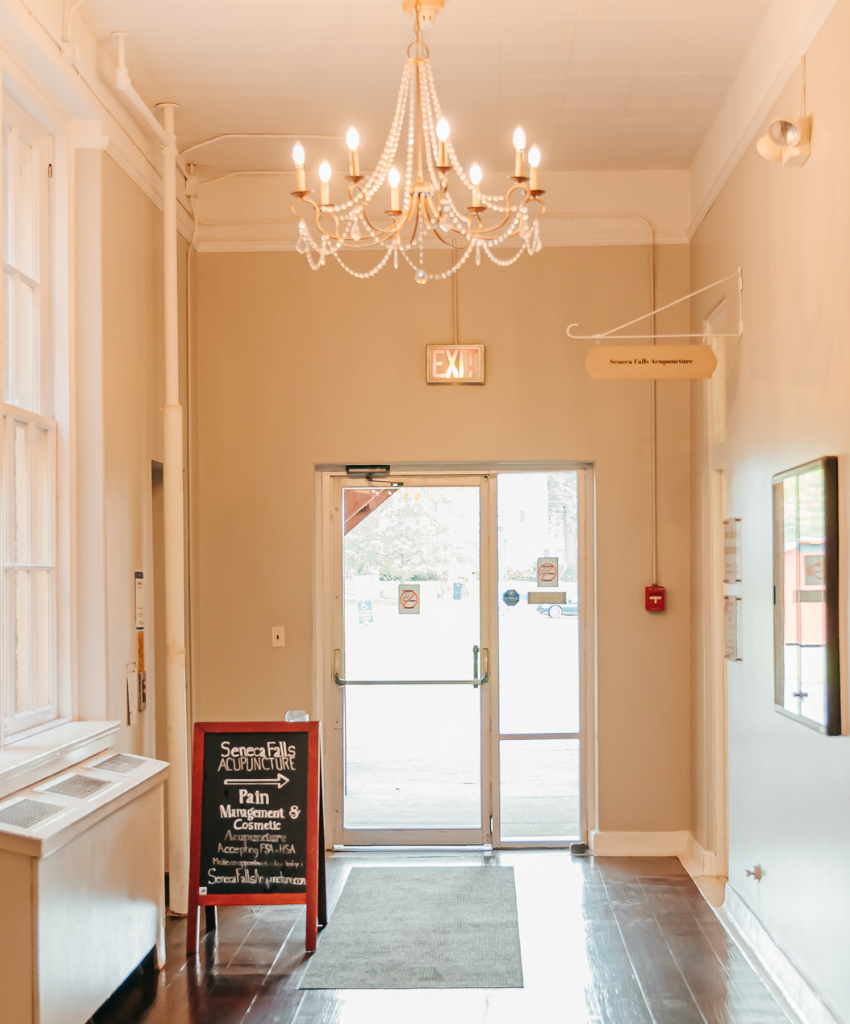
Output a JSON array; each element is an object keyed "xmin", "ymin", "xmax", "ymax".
[
  {"xmin": 334, "ymin": 648, "xmax": 488, "ymax": 687},
  {"xmin": 334, "ymin": 673, "xmax": 488, "ymax": 687}
]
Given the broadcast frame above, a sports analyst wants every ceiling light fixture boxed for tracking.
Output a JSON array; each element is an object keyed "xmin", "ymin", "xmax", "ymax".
[{"xmin": 290, "ymin": 0, "xmax": 545, "ymax": 283}]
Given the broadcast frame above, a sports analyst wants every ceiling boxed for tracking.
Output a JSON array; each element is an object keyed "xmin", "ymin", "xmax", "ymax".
[{"xmin": 83, "ymin": 0, "xmax": 773, "ymax": 174}]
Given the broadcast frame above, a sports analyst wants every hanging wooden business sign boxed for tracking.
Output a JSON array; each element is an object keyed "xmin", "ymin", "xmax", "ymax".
[
  {"xmin": 187, "ymin": 721, "xmax": 326, "ymax": 955},
  {"xmin": 426, "ymin": 344, "xmax": 485, "ymax": 383},
  {"xmin": 585, "ymin": 345, "xmax": 717, "ymax": 380}
]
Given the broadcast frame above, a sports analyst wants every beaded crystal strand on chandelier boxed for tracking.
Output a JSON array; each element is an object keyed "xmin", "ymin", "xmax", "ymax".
[{"xmin": 290, "ymin": 0, "xmax": 545, "ymax": 284}]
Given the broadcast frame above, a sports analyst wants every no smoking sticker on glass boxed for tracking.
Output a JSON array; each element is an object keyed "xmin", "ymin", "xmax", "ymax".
[
  {"xmin": 537, "ymin": 557, "xmax": 559, "ymax": 588},
  {"xmin": 398, "ymin": 584, "xmax": 421, "ymax": 614}
]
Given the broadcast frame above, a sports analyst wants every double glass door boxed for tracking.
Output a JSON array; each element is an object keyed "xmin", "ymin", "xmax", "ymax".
[{"xmin": 328, "ymin": 470, "xmax": 583, "ymax": 847}]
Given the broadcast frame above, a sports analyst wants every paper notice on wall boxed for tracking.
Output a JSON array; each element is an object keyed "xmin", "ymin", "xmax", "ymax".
[{"xmin": 135, "ymin": 571, "xmax": 144, "ymax": 629}]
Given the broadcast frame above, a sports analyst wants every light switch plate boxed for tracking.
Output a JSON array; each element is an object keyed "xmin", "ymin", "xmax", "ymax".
[{"xmin": 272, "ymin": 626, "xmax": 285, "ymax": 647}]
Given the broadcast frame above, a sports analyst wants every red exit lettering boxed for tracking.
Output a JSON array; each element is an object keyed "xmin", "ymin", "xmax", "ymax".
[{"xmin": 432, "ymin": 347, "xmax": 477, "ymax": 379}]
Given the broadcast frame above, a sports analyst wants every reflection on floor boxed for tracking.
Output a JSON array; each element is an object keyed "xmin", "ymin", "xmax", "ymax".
[{"xmin": 90, "ymin": 851, "xmax": 796, "ymax": 1024}]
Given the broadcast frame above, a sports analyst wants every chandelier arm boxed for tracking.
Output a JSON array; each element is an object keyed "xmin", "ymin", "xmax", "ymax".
[
  {"xmin": 431, "ymin": 227, "xmax": 472, "ymax": 250},
  {"xmin": 293, "ymin": 195, "xmax": 346, "ymax": 243},
  {"xmin": 357, "ymin": 205, "xmax": 402, "ymax": 241}
]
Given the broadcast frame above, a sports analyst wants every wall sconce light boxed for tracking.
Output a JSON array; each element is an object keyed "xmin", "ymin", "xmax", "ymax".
[{"xmin": 757, "ymin": 117, "xmax": 810, "ymax": 166}]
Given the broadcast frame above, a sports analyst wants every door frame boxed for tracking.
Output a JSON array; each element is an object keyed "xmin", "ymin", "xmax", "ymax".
[{"xmin": 315, "ymin": 463, "xmax": 596, "ymax": 850}]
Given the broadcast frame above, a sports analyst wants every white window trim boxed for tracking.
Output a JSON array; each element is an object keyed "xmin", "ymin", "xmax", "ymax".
[{"xmin": 0, "ymin": 76, "xmax": 72, "ymax": 749}]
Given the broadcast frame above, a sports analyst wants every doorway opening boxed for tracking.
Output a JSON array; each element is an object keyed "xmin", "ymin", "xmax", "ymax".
[{"xmin": 322, "ymin": 467, "xmax": 591, "ymax": 849}]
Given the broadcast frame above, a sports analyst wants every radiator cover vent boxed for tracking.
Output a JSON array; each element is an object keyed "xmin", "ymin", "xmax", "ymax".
[
  {"xmin": 45, "ymin": 774, "xmax": 111, "ymax": 799},
  {"xmin": 96, "ymin": 753, "xmax": 145, "ymax": 774},
  {"xmin": 0, "ymin": 798, "xmax": 64, "ymax": 829}
]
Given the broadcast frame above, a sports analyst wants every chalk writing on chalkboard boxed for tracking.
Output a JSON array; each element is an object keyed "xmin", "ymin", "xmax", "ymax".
[{"xmin": 198, "ymin": 731, "xmax": 309, "ymax": 895}]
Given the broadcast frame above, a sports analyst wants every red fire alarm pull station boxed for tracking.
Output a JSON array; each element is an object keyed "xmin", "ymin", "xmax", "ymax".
[{"xmin": 645, "ymin": 585, "xmax": 666, "ymax": 612}]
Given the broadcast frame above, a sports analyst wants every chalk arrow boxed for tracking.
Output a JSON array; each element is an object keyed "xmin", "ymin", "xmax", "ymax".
[{"xmin": 224, "ymin": 774, "xmax": 290, "ymax": 789}]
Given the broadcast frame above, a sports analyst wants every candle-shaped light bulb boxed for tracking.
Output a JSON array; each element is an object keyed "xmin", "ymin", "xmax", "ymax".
[
  {"xmin": 436, "ymin": 117, "xmax": 450, "ymax": 166},
  {"xmin": 512, "ymin": 126, "xmax": 526, "ymax": 177},
  {"xmin": 319, "ymin": 160, "xmax": 332, "ymax": 206},
  {"xmin": 527, "ymin": 144, "xmax": 540, "ymax": 190},
  {"xmin": 469, "ymin": 163, "xmax": 483, "ymax": 207},
  {"xmin": 388, "ymin": 166, "xmax": 401, "ymax": 212},
  {"xmin": 292, "ymin": 142, "xmax": 306, "ymax": 191},
  {"xmin": 346, "ymin": 127, "xmax": 360, "ymax": 177}
]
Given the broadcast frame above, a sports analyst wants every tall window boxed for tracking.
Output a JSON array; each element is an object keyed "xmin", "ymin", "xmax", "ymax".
[{"xmin": 1, "ymin": 101, "xmax": 57, "ymax": 737}]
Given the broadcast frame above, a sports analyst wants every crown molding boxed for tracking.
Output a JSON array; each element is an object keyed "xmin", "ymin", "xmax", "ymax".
[{"xmin": 688, "ymin": 0, "xmax": 838, "ymax": 239}]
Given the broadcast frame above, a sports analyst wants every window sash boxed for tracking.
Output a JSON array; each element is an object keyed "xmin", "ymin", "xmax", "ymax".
[
  {"xmin": 2, "ymin": 411, "xmax": 57, "ymax": 734},
  {"xmin": 1, "ymin": 98, "xmax": 57, "ymax": 740}
]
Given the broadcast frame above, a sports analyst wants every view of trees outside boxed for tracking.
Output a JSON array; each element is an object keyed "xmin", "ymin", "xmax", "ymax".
[
  {"xmin": 498, "ymin": 472, "xmax": 578, "ymax": 584},
  {"xmin": 343, "ymin": 486, "xmax": 479, "ymax": 585}
]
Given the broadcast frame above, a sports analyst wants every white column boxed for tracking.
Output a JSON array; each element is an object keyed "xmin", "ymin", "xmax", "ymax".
[{"xmin": 158, "ymin": 102, "xmax": 190, "ymax": 915}]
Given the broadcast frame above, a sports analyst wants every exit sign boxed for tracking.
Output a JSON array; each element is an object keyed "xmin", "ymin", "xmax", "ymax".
[{"xmin": 426, "ymin": 344, "xmax": 485, "ymax": 384}]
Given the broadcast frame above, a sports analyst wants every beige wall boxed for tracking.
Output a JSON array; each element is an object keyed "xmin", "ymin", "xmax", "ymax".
[
  {"xmin": 690, "ymin": 0, "xmax": 850, "ymax": 1016},
  {"xmin": 192, "ymin": 243, "xmax": 692, "ymax": 834},
  {"xmin": 76, "ymin": 150, "xmax": 188, "ymax": 758}
]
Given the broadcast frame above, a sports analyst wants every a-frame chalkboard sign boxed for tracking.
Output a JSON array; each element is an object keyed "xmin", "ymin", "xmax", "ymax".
[{"xmin": 187, "ymin": 721, "xmax": 326, "ymax": 955}]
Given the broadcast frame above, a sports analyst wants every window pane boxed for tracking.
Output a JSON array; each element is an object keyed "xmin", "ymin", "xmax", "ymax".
[
  {"xmin": 13, "ymin": 420, "xmax": 30, "ymax": 563},
  {"xmin": 344, "ymin": 684, "xmax": 481, "ymax": 830},
  {"xmin": 342, "ymin": 486, "xmax": 481, "ymax": 681},
  {"xmin": 14, "ymin": 134, "xmax": 35, "ymax": 278},
  {"xmin": 35, "ymin": 569, "xmax": 50, "ymax": 707},
  {"xmin": 2, "ymin": 272, "xmax": 13, "ymax": 404},
  {"xmin": 14, "ymin": 569, "xmax": 31, "ymax": 714},
  {"xmin": 2, "ymin": 123, "xmax": 10, "ymax": 258},
  {"xmin": 34, "ymin": 425, "xmax": 50, "ymax": 564},
  {"xmin": 16, "ymin": 279, "xmax": 36, "ymax": 412},
  {"xmin": 499, "ymin": 739, "xmax": 580, "ymax": 841},
  {"xmin": 497, "ymin": 472, "xmax": 580, "ymax": 734}
]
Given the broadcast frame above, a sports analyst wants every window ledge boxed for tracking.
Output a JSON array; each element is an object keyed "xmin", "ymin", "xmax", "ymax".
[{"xmin": 0, "ymin": 720, "xmax": 120, "ymax": 800}]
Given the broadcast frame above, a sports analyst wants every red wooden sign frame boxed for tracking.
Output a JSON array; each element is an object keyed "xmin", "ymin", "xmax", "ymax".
[{"xmin": 187, "ymin": 721, "xmax": 326, "ymax": 956}]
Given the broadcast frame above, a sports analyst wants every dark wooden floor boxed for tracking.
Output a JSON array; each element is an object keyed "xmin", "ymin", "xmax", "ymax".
[{"xmin": 90, "ymin": 851, "xmax": 795, "ymax": 1024}]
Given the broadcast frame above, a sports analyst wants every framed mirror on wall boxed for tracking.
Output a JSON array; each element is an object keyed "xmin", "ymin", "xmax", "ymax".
[{"xmin": 772, "ymin": 457, "xmax": 840, "ymax": 734}]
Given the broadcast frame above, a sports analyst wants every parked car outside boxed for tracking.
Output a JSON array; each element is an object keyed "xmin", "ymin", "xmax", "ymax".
[{"xmin": 536, "ymin": 600, "xmax": 578, "ymax": 619}]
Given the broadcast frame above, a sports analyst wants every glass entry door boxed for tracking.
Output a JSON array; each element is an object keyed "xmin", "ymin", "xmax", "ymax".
[
  {"xmin": 332, "ymin": 476, "xmax": 491, "ymax": 845},
  {"xmin": 327, "ymin": 469, "xmax": 585, "ymax": 847}
]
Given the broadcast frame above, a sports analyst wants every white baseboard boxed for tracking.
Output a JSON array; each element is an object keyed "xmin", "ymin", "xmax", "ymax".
[
  {"xmin": 718, "ymin": 884, "xmax": 842, "ymax": 1024},
  {"xmin": 680, "ymin": 833, "xmax": 719, "ymax": 878},
  {"xmin": 588, "ymin": 829, "xmax": 690, "ymax": 857}
]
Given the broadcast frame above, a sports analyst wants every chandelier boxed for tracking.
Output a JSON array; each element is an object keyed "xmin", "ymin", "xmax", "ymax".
[{"xmin": 290, "ymin": 0, "xmax": 545, "ymax": 284}]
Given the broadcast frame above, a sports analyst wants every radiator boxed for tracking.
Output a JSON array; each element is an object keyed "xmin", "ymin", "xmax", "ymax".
[{"xmin": 0, "ymin": 751, "xmax": 168, "ymax": 1024}]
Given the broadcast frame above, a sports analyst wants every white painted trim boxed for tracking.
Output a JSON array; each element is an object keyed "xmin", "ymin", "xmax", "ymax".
[
  {"xmin": 0, "ymin": 718, "xmax": 118, "ymax": 799},
  {"xmin": 719, "ymin": 884, "xmax": 843, "ymax": 1024},
  {"xmin": 0, "ymin": 2, "xmax": 193, "ymax": 242},
  {"xmin": 680, "ymin": 832, "xmax": 715, "ymax": 878},
  {"xmin": 689, "ymin": 0, "xmax": 838, "ymax": 239},
  {"xmin": 578, "ymin": 467, "xmax": 596, "ymax": 842},
  {"xmin": 588, "ymin": 829, "xmax": 690, "ymax": 857}
]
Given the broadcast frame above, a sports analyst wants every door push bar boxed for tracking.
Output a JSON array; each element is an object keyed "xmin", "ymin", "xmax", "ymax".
[{"xmin": 334, "ymin": 647, "xmax": 489, "ymax": 687}]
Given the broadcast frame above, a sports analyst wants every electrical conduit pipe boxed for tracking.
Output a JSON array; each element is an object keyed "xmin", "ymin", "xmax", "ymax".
[{"xmin": 113, "ymin": 35, "xmax": 190, "ymax": 916}]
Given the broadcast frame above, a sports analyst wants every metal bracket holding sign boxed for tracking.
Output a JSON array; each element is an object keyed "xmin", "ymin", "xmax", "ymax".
[
  {"xmin": 537, "ymin": 557, "xmax": 559, "ymax": 587},
  {"xmin": 426, "ymin": 344, "xmax": 485, "ymax": 384},
  {"xmin": 567, "ymin": 268, "xmax": 743, "ymax": 344}
]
